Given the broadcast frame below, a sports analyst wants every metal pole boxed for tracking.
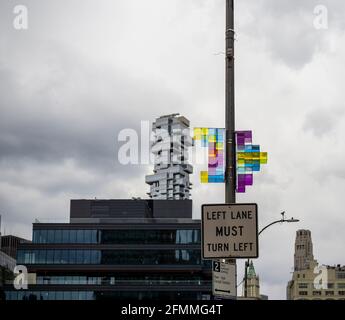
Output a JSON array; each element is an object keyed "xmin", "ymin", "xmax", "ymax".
[
  {"xmin": 244, "ymin": 259, "xmax": 249, "ymax": 298},
  {"xmin": 225, "ymin": 0, "xmax": 236, "ymax": 204},
  {"xmin": 224, "ymin": 0, "xmax": 237, "ymax": 300}
]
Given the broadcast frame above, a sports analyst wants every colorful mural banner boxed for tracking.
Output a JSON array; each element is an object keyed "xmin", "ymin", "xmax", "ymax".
[
  {"xmin": 194, "ymin": 128, "xmax": 225, "ymax": 183},
  {"xmin": 194, "ymin": 128, "xmax": 267, "ymax": 193},
  {"xmin": 236, "ymin": 130, "xmax": 267, "ymax": 193}
]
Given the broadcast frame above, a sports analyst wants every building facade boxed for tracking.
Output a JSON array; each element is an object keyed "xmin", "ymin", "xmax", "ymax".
[
  {"xmin": 145, "ymin": 114, "xmax": 193, "ymax": 200},
  {"xmin": 0, "ymin": 251, "xmax": 16, "ymax": 272},
  {"xmin": 4, "ymin": 199, "xmax": 212, "ymax": 300},
  {"xmin": 1, "ymin": 235, "xmax": 31, "ymax": 259},
  {"xmin": 287, "ymin": 230, "xmax": 345, "ymax": 300}
]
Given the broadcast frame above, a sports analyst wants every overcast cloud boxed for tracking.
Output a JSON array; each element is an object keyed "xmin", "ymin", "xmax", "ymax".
[{"xmin": 1, "ymin": 0, "xmax": 345, "ymax": 299}]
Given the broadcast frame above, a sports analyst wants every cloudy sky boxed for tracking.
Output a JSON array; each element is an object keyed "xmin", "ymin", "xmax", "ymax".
[{"xmin": 1, "ymin": 0, "xmax": 345, "ymax": 299}]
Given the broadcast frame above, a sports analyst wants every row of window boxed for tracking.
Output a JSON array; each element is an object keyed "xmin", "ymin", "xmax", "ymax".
[
  {"xmin": 299, "ymin": 291, "xmax": 345, "ymax": 296},
  {"xmin": 17, "ymin": 249, "xmax": 203, "ymax": 265},
  {"xmin": 32, "ymin": 229, "xmax": 201, "ymax": 245},
  {"xmin": 336, "ymin": 272, "xmax": 345, "ymax": 279},
  {"xmin": 18, "ymin": 250, "xmax": 101, "ymax": 265},
  {"xmin": 5, "ymin": 291, "xmax": 94, "ymax": 301},
  {"xmin": 36, "ymin": 275, "xmax": 210, "ymax": 286},
  {"xmin": 33, "ymin": 230, "xmax": 98, "ymax": 244},
  {"xmin": 298, "ymin": 283, "xmax": 345, "ymax": 289}
]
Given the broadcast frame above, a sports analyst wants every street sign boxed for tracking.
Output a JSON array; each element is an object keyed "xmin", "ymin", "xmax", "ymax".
[
  {"xmin": 212, "ymin": 260, "xmax": 237, "ymax": 298},
  {"xmin": 202, "ymin": 203, "xmax": 258, "ymax": 259}
]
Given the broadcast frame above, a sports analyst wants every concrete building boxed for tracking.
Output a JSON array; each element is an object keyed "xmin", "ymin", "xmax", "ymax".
[
  {"xmin": 145, "ymin": 114, "xmax": 193, "ymax": 200},
  {"xmin": 287, "ymin": 230, "xmax": 345, "ymax": 300}
]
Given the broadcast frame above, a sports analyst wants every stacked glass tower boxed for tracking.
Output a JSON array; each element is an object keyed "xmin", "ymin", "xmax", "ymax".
[{"xmin": 145, "ymin": 114, "xmax": 193, "ymax": 200}]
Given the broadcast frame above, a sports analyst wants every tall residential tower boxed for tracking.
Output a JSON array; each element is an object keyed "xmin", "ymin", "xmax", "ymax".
[{"xmin": 145, "ymin": 114, "xmax": 193, "ymax": 200}]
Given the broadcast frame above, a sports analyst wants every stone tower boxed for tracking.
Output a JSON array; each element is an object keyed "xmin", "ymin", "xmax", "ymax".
[
  {"xmin": 245, "ymin": 261, "xmax": 261, "ymax": 299},
  {"xmin": 294, "ymin": 229, "xmax": 314, "ymax": 271}
]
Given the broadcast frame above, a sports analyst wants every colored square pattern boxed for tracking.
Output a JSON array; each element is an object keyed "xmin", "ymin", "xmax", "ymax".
[
  {"xmin": 236, "ymin": 131, "xmax": 268, "ymax": 193},
  {"xmin": 194, "ymin": 128, "xmax": 225, "ymax": 184}
]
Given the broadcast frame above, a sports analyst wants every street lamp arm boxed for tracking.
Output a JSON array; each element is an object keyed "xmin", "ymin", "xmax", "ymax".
[
  {"xmin": 258, "ymin": 219, "xmax": 284, "ymax": 236},
  {"xmin": 259, "ymin": 217, "xmax": 300, "ymax": 236},
  {"xmin": 243, "ymin": 213, "xmax": 300, "ymax": 298}
]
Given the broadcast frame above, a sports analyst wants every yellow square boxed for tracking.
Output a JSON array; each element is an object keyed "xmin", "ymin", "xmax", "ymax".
[
  {"xmin": 200, "ymin": 171, "xmax": 208, "ymax": 183},
  {"xmin": 202, "ymin": 128, "xmax": 209, "ymax": 135}
]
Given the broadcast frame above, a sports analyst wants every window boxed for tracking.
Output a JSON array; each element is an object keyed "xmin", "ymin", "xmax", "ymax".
[
  {"xmin": 100, "ymin": 249, "xmax": 201, "ymax": 265},
  {"xmin": 47, "ymin": 250, "xmax": 54, "ymax": 264},
  {"xmin": 61, "ymin": 250, "xmax": 69, "ymax": 264},
  {"xmin": 84, "ymin": 230, "xmax": 90, "ymax": 243},
  {"xmin": 328, "ymin": 283, "xmax": 334, "ymax": 289},
  {"xmin": 47, "ymin": 230, "xmax": 55, "ymax": 243},
  {"xmin": 83, "ymin": 250, "xmax": 91, "ymax": 264},
  {"xmin": 69, "ymin": 250, "xmax": 76, "ymax": 264},
  {"xmin": 48, "ymin": 291, "xmax": 56, "ymax": 300},
  {"xmin": 79, "ymin": 292, "xmax": 87, "ymax": 300},
  {"xmin": 76, "ymin": 250, "xmax": 84, "ymax": 264},
  {"xmin": 101, "ymin": 229, "xmax": 201, "ymax": 245},
  {"xmin": 91, "ymin": 250, "xmax": 100, "ymax": 264},
  {"xmin": 70, "ymin": 230, "xmax": 77, "ymax": 243},
  {"xmin": 17, "ymin": 250, "xmax": 24, "ymax": 264},
  {"xmin": 54, "ymin": 250, "xmax": 61, "ymax": 264},
  {"xmin": 338, "ymin": 283, "xmax": 345, "ymax": 289},
  {"xmin": 298, "ymin": 283, "xmax": 308, "ymax": 289},
  {"xmin": 63, "ymin": 291, "xmax": 72, "ymax": 300},
  {"xmin": 33, "ymin": 230, "xmax": 38, "ymax": 243},
  {"xmin": 38, "ymin": 250, "xmax": 46, "ymax": 264},
  {"xmin": 62, "ymin": 230, "xmax": 69, "ymax": 243},
  {"xmin": 325, "ymin": 291, "xmax": 334, "ymax": 296},
  {"xmin": 71, "ymin": 291, "xmax": 78, "ymax": 300},
  {"xmin": 55, "ymin": 230, "xmax": 62, "ymax": 243},
  {"xmin": 299, "ymin": 291, "xmax": 308, "ymax": 296},
  {"xmin": 24, "ymin": 251, "xmax": 32, "ymax": 264},
  {"xmin": 77, "ymin": 230, "xmax": 84, "ymax": 243},
  {"xmin": 91, "ymin": 230, "xmax": 97, "ymax": 243},
  {"xmin": 55, "ymin": 292, "xmax": 64, "ymax": 300},
  {"xmin": 313, "ymin": 291, "xmax": 322, "ymax": 296},
  {"xmin": 337, "ymin": 272, "xmax": 345, "ymax": 279},
  {"xmin": 339, "ymin": 291, "xmax": 345, "ymax": 296},
  {"xmin": 80, "ymin": 277, "xmax": 87, "ymax": 285}
]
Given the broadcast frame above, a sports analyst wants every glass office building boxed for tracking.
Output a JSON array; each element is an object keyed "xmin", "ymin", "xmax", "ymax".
[{"xmin": 5, "ymin": 199, "xmax": 212, "ymax": 300}]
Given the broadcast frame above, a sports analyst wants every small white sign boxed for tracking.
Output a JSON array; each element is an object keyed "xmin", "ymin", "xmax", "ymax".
[
  {"xmin": 202, "ymin": 203, "xmax": 258, "ymax": 259},
  {"xmin": 212, "ymin": 260, "xmax": 237, "ymax": 298}
]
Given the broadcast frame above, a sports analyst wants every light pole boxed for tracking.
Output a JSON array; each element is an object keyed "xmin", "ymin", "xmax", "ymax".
[
  {"xmin": 225, "ymin": 1, "xmax": 236, "ymax": 205},
  {"xmin": 224, "ymin": 0, "xmax": 238, "ymax": 298},
  {"xmin": 243, "ymin": 212, "xmax": 300, "ymax": 298}
]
